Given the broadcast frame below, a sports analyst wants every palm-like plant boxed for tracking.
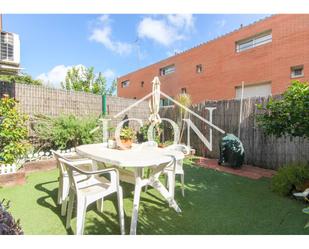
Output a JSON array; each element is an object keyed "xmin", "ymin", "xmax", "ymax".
[{"xmin": 175, "ymin": 93, "xmax": 192, "ymax": 143}]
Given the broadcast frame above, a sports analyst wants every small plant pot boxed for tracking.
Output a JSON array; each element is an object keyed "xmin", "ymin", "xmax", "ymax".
[
  {"xmin": 108, "ymin": 139, "xmax": 116, "ymax": 149},
  {"xmin": 119, "ymin": 139, "xmax": 133, "ymax": 149}
]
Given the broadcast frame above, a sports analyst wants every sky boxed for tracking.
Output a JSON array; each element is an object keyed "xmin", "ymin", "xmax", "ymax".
[{"xmin": 3, "ymin": 14, "xmax": 269, "ymax": 88}]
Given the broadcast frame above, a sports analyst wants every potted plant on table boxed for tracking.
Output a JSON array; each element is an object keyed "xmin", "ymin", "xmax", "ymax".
[{"xmin": 119, "ymin": 127, "xmax": 136, "ymax": 149}]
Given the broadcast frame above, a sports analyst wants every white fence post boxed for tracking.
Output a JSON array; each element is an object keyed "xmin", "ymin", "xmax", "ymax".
[
  {"xmin": 0, "ymin": 164, "xmax": 17, "ymax": 175},
  {"xmin": 0, "ymin": 148, "xmax": 74, "ymax": 175}
]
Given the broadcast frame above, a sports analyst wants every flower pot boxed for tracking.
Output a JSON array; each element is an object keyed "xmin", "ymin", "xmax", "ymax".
[
  {"xmin": 108, "ymin": 139, "xmax": 116, "ymax": 149},
  {"xmin": 119, "ymin": 139, "xmax": 133, "ymax": 149}
]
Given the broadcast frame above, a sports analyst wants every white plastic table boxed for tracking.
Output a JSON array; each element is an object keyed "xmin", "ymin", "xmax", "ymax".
[{"xmin": 76, "ymin": 143, "xmax": 184, "ymax": 235}]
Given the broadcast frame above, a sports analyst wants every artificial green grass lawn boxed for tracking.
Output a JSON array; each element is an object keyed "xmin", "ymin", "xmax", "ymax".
[{"xmin": 0, "ymin": 163, "xmax": 308, "ymax": 235}]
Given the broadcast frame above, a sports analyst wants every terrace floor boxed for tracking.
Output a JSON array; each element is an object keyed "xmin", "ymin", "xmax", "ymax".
[{"xmin": 0, "ymin": 160, "xmax": 308, "ymax": 235}]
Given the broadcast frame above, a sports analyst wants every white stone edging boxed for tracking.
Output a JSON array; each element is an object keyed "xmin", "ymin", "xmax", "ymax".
[{"xmin": 0, "ymin": 147, "xmax": 76, "ymax": 175}]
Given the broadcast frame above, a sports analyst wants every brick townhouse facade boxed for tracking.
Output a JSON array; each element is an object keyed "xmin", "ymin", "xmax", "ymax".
[{"xmin": 117, "ymin": 14, "xmax": 309, "ymax": 104}]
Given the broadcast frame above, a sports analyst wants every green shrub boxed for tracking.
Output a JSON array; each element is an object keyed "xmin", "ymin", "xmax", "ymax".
[
  {"xmin": 0, "ymin": 73, "xmax": 42, "ymax": 85},
  {"xmin": 271, "ymin": 163, "xmax": 309, "ymax": 196},
  {"xmin": 120, "ymin": 127, "xmax": 136, "ymax": 141},
  {"xmin": 32, "ymin": 114, "xmax": 101, "ymax": 150},
  {"xmin": 0, "ymin": 199, "xmax": 23, "ymax": 235},
  {"xmin": 137, "ymin": 122, "xmax": 162, "ymax": 144},
  {"xmin": 0, "ymin": 95, "xmax": 30, "ymax": 164},
  {"xmin": 257, "ymin": 81, "xmax": 309, "ymax": 138}
]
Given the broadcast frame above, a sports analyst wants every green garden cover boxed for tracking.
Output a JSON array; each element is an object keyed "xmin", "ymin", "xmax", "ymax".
[{"xmin": 218, "ymin": 133, "xmax": 245, "ymax": 168}]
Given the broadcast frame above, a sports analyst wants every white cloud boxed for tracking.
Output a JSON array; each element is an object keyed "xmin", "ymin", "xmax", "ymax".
[
  {"xmin": 36, "ymin": 64, "xmax": 81, "ymax": 88},
  {"xmin": 137, "ymin": 14, "xmax": 195, "ymax": 46},
  {"xmin": 137, "ymin": 18, "xmax": 179, "ymax": 46},
  {"xmin": 216, "ymin": 19, "xmax": 226, "ymax": 28},
  {"xmin": 167, "ymin": 14, "xmax": 194, "ymax": 30},
  {"xmin": 89, "ymin": 15, "xmax": 133, "ymax": 55},
  {"xmin": 37, "ymin": 65, "xmax": 116, "ymax": 88}
]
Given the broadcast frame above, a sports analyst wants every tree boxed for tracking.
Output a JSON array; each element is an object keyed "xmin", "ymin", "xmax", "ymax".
[
  {"xmin": 257, "ymin": 81, "xmax": 309, "ymax": 138},
  {"xmin": 61, "ymin": 66, "xmax": 117, "ymax": 95},
  {"xmin": 0, "ymin": 73, "xmax": 42, "ymax": 85}
]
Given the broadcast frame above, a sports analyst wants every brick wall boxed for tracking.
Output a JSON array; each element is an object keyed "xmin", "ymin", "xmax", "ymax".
[{"xmin": 118, "ymin": 14, "xmax": 309, "ymax": 104}]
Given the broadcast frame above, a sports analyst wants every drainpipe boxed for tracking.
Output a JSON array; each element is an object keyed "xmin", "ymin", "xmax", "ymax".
[{"xmin": 102, "ymin": 94, "xmax": 107, "ymax": 116}]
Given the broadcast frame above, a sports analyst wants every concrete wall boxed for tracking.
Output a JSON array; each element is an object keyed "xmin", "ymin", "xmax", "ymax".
[{"xmin": 118, "ymin": 14, "xmax": 309, "ymax": 104}]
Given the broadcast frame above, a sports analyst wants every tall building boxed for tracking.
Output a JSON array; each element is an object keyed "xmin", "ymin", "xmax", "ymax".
[
  {"xmin": 0, "ymin": 14, "xmax": 21, "ymax": 75},
  {"xmin": 117, "ymin": 14, "xmax": 309, "ymax": 104}
]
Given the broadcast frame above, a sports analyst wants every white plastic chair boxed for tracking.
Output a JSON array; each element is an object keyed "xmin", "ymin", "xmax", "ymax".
[
  {"xmin": 293, "ymin": 188, "xmax": 309, "ymax": 201},
  {"xmin": 52, "ymin": 150, "xmax": 93, "ymax": 216},
  {"xmin": 59, "ymin": 158, "xmax": 125, "ymax": 235},
  {"xmin": 163, "ymin": 144, "xmax": 190, "ymax": 197}
]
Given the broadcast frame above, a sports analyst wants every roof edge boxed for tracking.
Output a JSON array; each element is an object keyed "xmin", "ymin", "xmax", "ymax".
[{"xmin": 119, "ymin": 14, "xmax": 275, "ymax": 79}]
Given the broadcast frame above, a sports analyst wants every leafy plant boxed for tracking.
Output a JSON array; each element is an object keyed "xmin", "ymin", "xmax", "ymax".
[
  {"xmin": 61, "ymin": 66, "xmax": 117, "ymax": 95},
  {"xmin": 120, "ymin": 127, "xmax": 136, "ymax": 141},
  {"xmin": 0, "ymin": 95, "xmax": 30, "ymax": 164},
  {"xmin": 257, "ymin": 81, "xmax": 309, "ymax": 138},
  {"xmin": 0, "ymin": 73, "xmax": 42, "ymax": 86},
  {"xmin": 108, "ymin": 127, "xmax": 116, "ymax": 140},
  {"xmin": 271, "ymin": 163, "xmax": 309, "ymax": 196},
  {"xmin": 175, "ymin": 93, "xmax": 192, "ymax": 143},
  {"xmin": 0, "ymin": 199, "xmax": 23, "ymax": 235},
  {"xmin": 137, "ymin": 122, "xmax": 162, "ymax": 144},
  {"xmin": 32, "ymin": 114, "xmax": 101, "ymax": 150}
]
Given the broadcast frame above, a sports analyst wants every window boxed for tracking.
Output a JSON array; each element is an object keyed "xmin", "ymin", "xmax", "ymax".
[
  {"xmin": 141, "ymin": 81, "xmax": 144, "ymax": 87},
  {"xmin": 196, "ymin": 64, "xmax": 203, "ymax": 73},
  {"xmin": 0, "ymin": 32, "xmax": 14, "ymax": 61},
  {"xmin": 235, "ymin": 82, "xmax": 271, "ymax": 99},
  {"xmin": 160, "ymin": 98, "xmax": 173, "ymax": 107},
  {"xmin": 181, "ymin": 88, "xmax": 187, "ymax": 94},
  {"xmin": 121, "ymin": 80, "xmax": 130, "ymax": 88},
  {"xmin": 236, "ymin": 30, "xmax": 272, "ymax": 52},
  {"xmin": 291, "ymin": 65, "xmax": 304, "ymax": 78},
  {"xmin": 160, "ymin": 64, "xmax": 175, "ymax": 76}
]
